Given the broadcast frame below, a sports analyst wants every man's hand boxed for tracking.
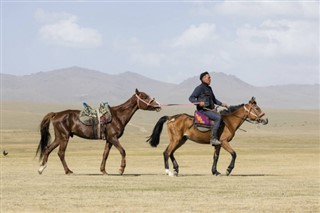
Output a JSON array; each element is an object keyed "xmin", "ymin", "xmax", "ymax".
[
  {"xmin": 222, "ymin": 103, "xmax": 229, "ymax": 108},
  {"xmin": 199, "ymin": 102, "xmax": 205, "ymax": 107}
]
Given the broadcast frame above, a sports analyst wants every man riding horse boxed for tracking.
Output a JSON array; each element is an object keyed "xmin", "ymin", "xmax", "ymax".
[{"xmin": 189, "ymin": 71, "xmax": 228, "ymax": 146}]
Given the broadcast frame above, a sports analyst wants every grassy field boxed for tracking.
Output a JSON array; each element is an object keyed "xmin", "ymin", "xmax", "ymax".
[{"xmin": 1, "ymin": 101, "xmax": 319, "ymax": 212}]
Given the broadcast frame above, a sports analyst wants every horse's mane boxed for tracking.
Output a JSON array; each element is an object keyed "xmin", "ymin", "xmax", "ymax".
[{"xmin": 220, "ymin": 104, "xmax": 244, "ymax": 116}]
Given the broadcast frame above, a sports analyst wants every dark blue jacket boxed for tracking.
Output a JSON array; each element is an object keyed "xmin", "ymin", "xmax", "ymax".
[{"xmin": 189, "ymin": 83, "xmax": 222, "ymax": 111}]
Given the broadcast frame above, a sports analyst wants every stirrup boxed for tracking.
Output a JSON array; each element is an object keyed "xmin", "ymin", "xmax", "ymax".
[{"xmin": 210, "ymin": 138, "xmax": 221, "ymax": 146}]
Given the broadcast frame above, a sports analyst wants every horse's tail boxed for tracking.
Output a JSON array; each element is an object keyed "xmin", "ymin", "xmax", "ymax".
[
  {"xmin": 36, "ymin": 112, "xmax": 55, "ymax": 161},
  {"xmin": 146, "ymin": 116, "xmax": 169, "ymax": 147}
]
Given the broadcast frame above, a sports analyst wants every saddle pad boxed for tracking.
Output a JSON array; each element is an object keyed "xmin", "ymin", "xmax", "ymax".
[
  {"xmin": 79, "ymin": 116, "xmax": 99, "ymax": 126},
  {"xmin": 194, "ymin": 111, "xmax": 211, "ymax": 127}
]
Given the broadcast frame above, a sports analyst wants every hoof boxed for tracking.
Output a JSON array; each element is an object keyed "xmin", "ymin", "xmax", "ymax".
[
  {"xmin": 165, "ymin": 169, "xmax": 174, "ymax": 176},
  {"xmin": 38, "ymin": 164, "xmax": 47, "ymax": 175},
  {"xmin": 66, "ymin": 172, "xmax": 75, "ymax": 176},
  {"xmin": 118, "ymin": 169, "xmax": 124, "ymax": 175},
  {"xmin": 101, "ymin": 171, "xmax": 108, "ymax": 176},
  {"xmin": 212, "ymin": 170, "xmax": 221, "ymax": 176},
  {"xmin": 226, "ymin": 169, "xmax": 232, "ymax": 176}
]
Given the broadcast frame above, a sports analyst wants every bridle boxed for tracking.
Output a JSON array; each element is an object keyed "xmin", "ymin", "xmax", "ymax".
[
  {"xmin": 135, "ymin": 94, "xmax": 160, "ymax": 109},
  {"xmin": 243, "ymin": 104, "xmax": 265, "ymax": 123}
]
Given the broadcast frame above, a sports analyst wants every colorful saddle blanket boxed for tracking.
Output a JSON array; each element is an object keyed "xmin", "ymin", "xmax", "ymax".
[{"xmin": 194, "ymin": 111, "xmax": 211, "ymax": 128}]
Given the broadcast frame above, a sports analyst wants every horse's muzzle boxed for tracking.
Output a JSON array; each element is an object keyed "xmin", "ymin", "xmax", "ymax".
[{"xmin": 259, "ymin": 118, "xmax": 268, "ymax": 125}]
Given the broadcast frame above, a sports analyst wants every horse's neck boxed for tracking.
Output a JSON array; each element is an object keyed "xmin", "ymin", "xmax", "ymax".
[
  {"xmin": 112, "ymin": 95, "xmax": 139, "ymax": 126},
  {"xmin": 223, "ymin": 107, "xmax": 247, "ymax": 132}
]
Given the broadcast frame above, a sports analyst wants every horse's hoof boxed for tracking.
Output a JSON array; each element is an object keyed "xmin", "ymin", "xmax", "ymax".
[
  {"xmin": 212, "ymin": 170, "xmax": 221, "ymax": 176},
  {"xmin": 38, "ymin": 164, "xmax": 47, "ymax": 175},
  {"xmin": 166, "ymin": 170, "xmax": 174, "ymax": 176},
  {"xmin": 101, "ymin": 171, "xmax": 108, "ymax": 176},
  {"xmin": 118, "ymin": 170, "xmax": 124, "ymax": 175},
  {"xmin": 226, "ymin": 170, "xmax": 231, "ymax": 176}
]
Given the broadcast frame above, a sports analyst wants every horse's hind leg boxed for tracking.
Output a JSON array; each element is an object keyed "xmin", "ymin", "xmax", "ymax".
[
  {"xmin": 163, "ymin": 150, "xmax": 179, "ymax": 176},
  {"xmin": 170, "ymin": 154, "xmax": 179, "ymax": 176},
  {"xmin": 57, "ymin": 138, "xmax": 73, "ymax": 175},
  {"xmin": 164, "ymin": 136, "xmax": 187, "ymax": 176},
  {"xmin": 163, "ymin": 148, "xmax": 171, "ymax": 175},
  {"xmin": 38, "ymin": 139, "xmax": 60, "ymax": 174}
]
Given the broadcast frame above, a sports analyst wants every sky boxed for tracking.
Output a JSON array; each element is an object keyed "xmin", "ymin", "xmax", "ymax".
[{"xmin": 1, "ymin": 1, "xmax": 319, "ymax": 86}]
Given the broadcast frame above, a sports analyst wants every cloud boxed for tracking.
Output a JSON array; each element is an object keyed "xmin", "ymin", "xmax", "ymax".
[
  {"xmin": 235, "ymin": 19, "xmax": 318, "ymax": 58},
  {"xmin": 199, "ymin": 2, "xmax": 318, "ymax": 19},
  {"xmin": 35, "ymin": 9, "xmax": 102, "ymax": 48},
  {"xmin": 172, "ymin": 23, "xmax": 218, "ymax": 48}
]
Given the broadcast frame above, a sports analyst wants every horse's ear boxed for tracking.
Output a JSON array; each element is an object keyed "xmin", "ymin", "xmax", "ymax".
[
  {"xmin": 249, "ymin": 96, "xmax": 256, "ymax": 104},
  {"xmin": 135, "ymin": 88, "xmax": 140, "ymax": 95}
]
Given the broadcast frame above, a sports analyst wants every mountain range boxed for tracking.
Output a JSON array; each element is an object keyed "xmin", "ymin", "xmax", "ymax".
[{"xmin": 1, "ymin": 66, "xmax": 319, "ymax": 109}]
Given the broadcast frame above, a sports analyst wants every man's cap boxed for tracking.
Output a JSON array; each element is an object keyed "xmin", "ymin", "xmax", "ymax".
[{"xmin": 200, "ymin": 71, "xmax": 209, "ymax": 80}]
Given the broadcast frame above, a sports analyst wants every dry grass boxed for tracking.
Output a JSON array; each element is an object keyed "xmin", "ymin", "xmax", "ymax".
[{"xmin": 1, "ymin": 102, "xmax": 319, "ymax": 212}]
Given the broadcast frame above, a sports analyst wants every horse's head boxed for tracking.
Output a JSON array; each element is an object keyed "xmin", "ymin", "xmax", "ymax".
[
  {"xmin": 245, "ymin": 97, "xmax": 268, "ymax": 125},
  {"xmin": 135, "ymin": 89, "xmax": 162, "ymax": 112}
]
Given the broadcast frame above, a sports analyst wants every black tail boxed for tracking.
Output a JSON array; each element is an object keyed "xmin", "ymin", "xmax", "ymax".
[
  {"xmin": 36, "ymin": 112, "xmax": 55, "ymax": 161},
  {"xmin": 146, "ymin": 116, "xmax": 168, "ymax": 147}
]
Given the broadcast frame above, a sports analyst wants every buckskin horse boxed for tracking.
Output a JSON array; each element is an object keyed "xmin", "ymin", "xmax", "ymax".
[
  {"xmin": 147, "ymin": 97, "xmax": 268, "ymax": 176},
  {"xmin": 36, "ymin": 89, "xmax": 161, "ymax": 175}
]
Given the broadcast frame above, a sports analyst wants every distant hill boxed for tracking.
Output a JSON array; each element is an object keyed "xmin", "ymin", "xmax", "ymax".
[{"xmin": 1, "ymin": 66, "xmax": 319, "ymax": 109}]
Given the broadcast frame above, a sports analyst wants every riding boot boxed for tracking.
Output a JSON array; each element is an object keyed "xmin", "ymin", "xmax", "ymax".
[{"xmin": 210, "ymin": 127, "xmax": 221, "ymax": 146}]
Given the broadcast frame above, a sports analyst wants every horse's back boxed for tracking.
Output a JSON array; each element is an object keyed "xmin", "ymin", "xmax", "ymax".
[
  {"xmin": 167, "ymin": 113, "xmax": 210, "ymax": 144},
  {"xmin": 53, "ymin": 109, "xmax": 80, "ymax": 117},
  {"xmin": 167, "ymin": 113, "xmax": 193, "ymax": 127},
  {"xmin": 50, "ymin": 109, "xmax": 80, "ymax": 125}
]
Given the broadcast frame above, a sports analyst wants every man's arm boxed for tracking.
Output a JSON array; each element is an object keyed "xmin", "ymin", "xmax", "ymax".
[
  {"xmin": 189, "ymin": 86, "xmax": 201, "ymax": 103},
  {"xmin": 189, "ymin": 86, "xmax": 206, "ymax": 107}
]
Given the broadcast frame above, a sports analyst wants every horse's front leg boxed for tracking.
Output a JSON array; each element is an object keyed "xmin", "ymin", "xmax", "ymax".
[
  {"xmin": 111, "ymin": 138, "xmax": 126, "ymax": 175},
  {"xmin": 221, "ymin": 141, "xmax": 237, "ymax": 176},
  {"xmin": 212, "ymin": 145, "xmax": 221, "ymax": 176},
  {"xmin": 100, "ymin": 142, "xmax": 113, "ymax": 175},
  {"xmin": 226, "ymin": 151, "xmax": 237, "ymax": 176}
]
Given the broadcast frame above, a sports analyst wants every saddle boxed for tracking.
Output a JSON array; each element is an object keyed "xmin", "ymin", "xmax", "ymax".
[
  {"xmin": 79, "ymin": 102, "xmax": 112, "ymax": 139},
  {"xmin": 193, "ymin": 111, "xmax": 212, "ymax": 132}
]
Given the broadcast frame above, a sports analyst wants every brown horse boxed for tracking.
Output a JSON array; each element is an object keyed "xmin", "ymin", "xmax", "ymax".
[
  {"xmin": 147, "ymin": 97, "xmax": 268, "ymax": 176},
  {"xmin": 36, "ymin": 89, "xmax": 161, "ymax": 175}
]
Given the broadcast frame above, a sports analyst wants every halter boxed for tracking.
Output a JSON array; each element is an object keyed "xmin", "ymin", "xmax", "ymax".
[{"xmin": 135, "ymin": 94, "xmax": 160, "ymax": 109}]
